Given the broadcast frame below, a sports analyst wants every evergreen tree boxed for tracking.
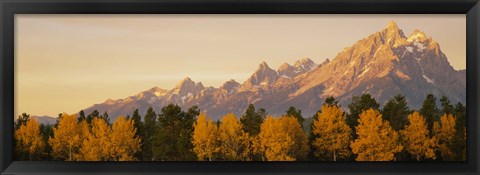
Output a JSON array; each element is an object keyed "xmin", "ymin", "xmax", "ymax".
[
  {"xmin": 132, "ymin": 109, "xmax": 142, "ymax": 129},
  {"xmin": 39, "ymin": 124, "xmax": 54, "ymax": 160},
  {"xmin": 440, "ymin": 96, "xmax": 454, "ymax": 115},
  {"xmin": 101, "ymin": 112, "xmax": 110, "ymax": 124},
  {"xmin": 15, "ymin": 113, "xmax": 30, "ymax": 130},
  {"xmin": 381, "ymin": 94, "xmax": 410, "ymax": 131},
  {"xmin": 86, "ymin": 110, "xmax": 100, "ymax": 124},
  {"xmin": 347, "ymin": 94, "xmax": 380, "ymax": 130},
  {"xmin": 240, "ymin": 104, "xmax": 265, "ymax": 136},
  {"xmin": 178, "ymin": 105, "xmax": 200, "ymax": 160},
  {"xmin": 77, "ymin": 110, "xmax": 86, "ymax": 123},
  {"xmin": 143, "ymin": 107, "xmax": 157, "ymax": 161},
  {"xmin": 454, "ymin": 102, "xmax": 466, "ymax": 129},
  {"xmin": 285, "ymin": 106, "xmax": 304, "ymax": 126},
  {"xmin": 420, "ymin": 94, "xmax": 439, "ymax": 131},
  {"xmin": 324, "ymin": 96, "xmax": 339, "ymax": 106},
  {"xmin": 130, "ymin": 109, "xmax": 143, "ymax": 160},
  {"xmin": 153, "ymin": 104, "xmax": 198, "ymax": 161},
  {"xmin": 453, "ymin": 102, "xmax": 466, "ymax": 160}
]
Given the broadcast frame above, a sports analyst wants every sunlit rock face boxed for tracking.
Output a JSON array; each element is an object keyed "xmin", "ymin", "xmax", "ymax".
[{"xmin": 81, "ymin": 21, "xmax": 465, "ymax": 121}]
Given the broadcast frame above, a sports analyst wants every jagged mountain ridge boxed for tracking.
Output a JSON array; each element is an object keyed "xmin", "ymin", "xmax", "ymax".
[{"xmin": 81, "ymin": 21, "xmax": 465, "ymax": 121}]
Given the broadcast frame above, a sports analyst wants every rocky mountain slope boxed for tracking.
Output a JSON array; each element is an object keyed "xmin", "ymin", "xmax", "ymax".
[{"xmin": 79, "ymin": 21, "xmax": 465, "ymax": 121}]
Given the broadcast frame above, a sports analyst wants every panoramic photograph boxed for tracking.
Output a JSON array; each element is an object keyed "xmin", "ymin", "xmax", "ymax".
[{"xmin": 14, "ymin": 15, "xmax": 466, "ymax": 161}]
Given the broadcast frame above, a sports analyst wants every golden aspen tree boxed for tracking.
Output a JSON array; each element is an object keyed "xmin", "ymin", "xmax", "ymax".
[
  {"xmin": 77, "ymin": 117, "xmax": 112, "ymax": 161},
  {"xmin": 280, "ymin": 116, "xmax": 309, "ymax": 160},
  {"xmin": 192, "ymin": 113, "xmax": 219, "ymax": 161},
  {"xmin": 312, "ymin": 105, "xmax": 352, "ymax": 161},
  {"xmin": 400, "ymin": 112, "xmax": 437, "ymax": 161},
  {"xmin": 14, "ymin": 119, "xmax": 45, "ymax": 160},
  {"xmin": 110, "ymin": 116, "xmax": 141, "ymax": 161},
  {"xmin": 257, "ymin": 116, "xmax": 309, "ymax": 161},
  {"xmin": 433, "ymin": 113, "xmax": 456, "ymax": 160},
  {"xmin": 350, "ymin": 109, "xmax": 403, "ymax": 161},
  {"xmin": 49, "ymin": 113, "xmax": 85, "ymax": 161},
  {"xmin": 218, "ymin": 113, "xmax": 251, "ymax": 161},
  {"xmin": 257, "ymin": 116, "xmax": 294, "ymax": 161}
]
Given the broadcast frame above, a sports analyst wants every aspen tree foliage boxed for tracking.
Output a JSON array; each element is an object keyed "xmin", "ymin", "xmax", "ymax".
[
  {"xmin": 110, "ymin": 116, "xmax": 141, "ymax": 161},
  {"xmin": 400, "ymin": 112, "xmax": 437, "ymax": 161},
  {"xmin": 350, "ymin": 109, "xmax": 403, "ymax": 161},
  {"xmin": 77, "ymin": 117, "xmax": 112, "ymax": 161},
  {"xmin": 49, "ymin": 113, "xmax": 85, "ymax": 161},
  {"xmin": 192, "ymin": 113, "xmax": 219, "ymax": 161},
  {"xmin": 433, "ymin": 113, "xmax": 456, "ymax": 160},
  {"xmin": 312, "ymin": 105, "xmax": 352, "ymax": 161},
  {"xmin": 257, "ymin": 116, "xmax": 309, "ymax": 161},
  {"xmin": 218, "ymin": 113, "xmax": 252, "ymax": 161},
  {"xmin": 14, "ymin": 118, "xmax": 45, "ymax": 160}
]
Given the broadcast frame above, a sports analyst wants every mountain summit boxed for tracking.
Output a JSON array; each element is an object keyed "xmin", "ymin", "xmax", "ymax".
[
  {"xmin": 81, "ymin": 21, "xmax": 465, "ymax": 121},
  {"xmin": 173, "ymin": 77, "xmax": 205, "ymax": 96},
  {"xmin": 242, "ymin": 61, "xmax": 279, "ymax": 89}
]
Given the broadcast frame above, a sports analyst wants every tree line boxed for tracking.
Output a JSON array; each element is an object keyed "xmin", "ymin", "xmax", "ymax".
[{"xmin": 14, "ymin": 93, "xmax": 466, "ymax": 161}]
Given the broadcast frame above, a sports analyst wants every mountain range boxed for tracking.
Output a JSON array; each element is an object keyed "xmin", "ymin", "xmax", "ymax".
[{"xmin": 36, "ymin": 21, "xmax": 466, "ymax": 122}]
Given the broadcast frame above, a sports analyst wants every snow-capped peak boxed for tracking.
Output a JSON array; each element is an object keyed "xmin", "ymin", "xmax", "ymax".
[
  {"xmin": 294, "ymin": 58, "xmax": 317, "ymax": 71},
  {"xmin": 407, "ymin": 29, "xmax": 428, "ymax": 42},
  {"xmin": 148, "ymin": 86, "xmax": 168, "ymax": 97},
  {"xmin": 242, "ymin": 61, "xmax": 279, "ymax": 88},
  {"xmin": 173, "ymin": 77, "xmax": 205, "ymax": 96}
]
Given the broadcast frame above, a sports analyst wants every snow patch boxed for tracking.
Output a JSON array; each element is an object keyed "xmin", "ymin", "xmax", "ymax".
[
  {"xmin": 251, "ymin": 98, "xmax": 262, "ymax": 104},
  {"xmin": 401, "ymin": 46, "xmax": 414, "ymax": 58},
  {"xmin": 414, "ymin": 42, "xmax": 426, "ymax": 51},
  {"xmin": 373, "ymin": 45, "xmax": 383, "ymax": 58},
  {"xmin": 181, "ymin": 96, "xmax": 187, "ymax": 103},
  {"xmin": 423, "ymin": 74, "xmax": 434, "ymax": 84},
  {"xmin": 406, "ymin": 46, "xmax": 414, "ymax": 53},
  {"xmin": 358, "ymin": 68, "xmax": 370, "ymax": 77}
]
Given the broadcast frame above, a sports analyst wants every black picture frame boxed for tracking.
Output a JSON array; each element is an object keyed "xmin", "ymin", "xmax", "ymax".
[{"xmin": 1, "ymin": 0, "xmax": 479, "ymax": 174}]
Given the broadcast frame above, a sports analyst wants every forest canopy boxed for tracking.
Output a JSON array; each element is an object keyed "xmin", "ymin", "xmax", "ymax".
[{"xmin": 14, "ymin": 93, "xmax": 466, "ymax": 161}]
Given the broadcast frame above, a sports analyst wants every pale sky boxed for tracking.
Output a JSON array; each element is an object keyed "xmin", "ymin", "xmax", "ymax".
[{"xmin": 15, "ymin": 14, "xmax": 466, "ymax": 117}]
